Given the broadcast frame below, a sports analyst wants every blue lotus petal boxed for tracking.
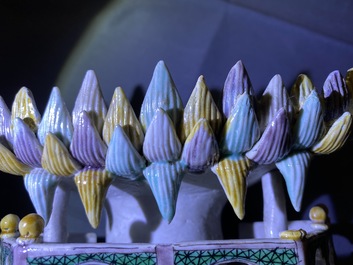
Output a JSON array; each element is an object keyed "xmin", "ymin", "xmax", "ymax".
[
  {"xmin": 143, "ymin": 161, "xmax": 186, "ymax": 222},
  {"xmin": 70, "ymin": 111, "xmax": 107, "ymax": 167},
  {"xmin": 220, "ymin": 92, "xmax": 260, "ymax": 155},
  {"xmin": 276, "ymin": 151, "xmax": 312, "ymax": 212},
  {"xmin": 246, "ymin": 108, "xmax": 292, "ymax": 164},
  {"xmin": 37, "ymin": 87, "xmax": 73, "ymax": 148},
  {"xmin": 143, "ymin": 108, "xmax": 181, "ymax": 163},
  {"xmin": 24, "ymin": 168, "xmax": 60, "ymax": 224},
  {"xmin": 0, "ymin": 96, "xmax": 13, "ymax": 147},
  {"xmin": 139, "ymin": 60, "xmax": 183, "ymax": 132},
  {"xmin": 293, "ymin": 90, "xmax": 324, "ymax": 150},
  {"xmin": 222, "ymin": 60, "xmax": 255, "ymax": 118},
  {"xmin": 13, "ymin": 118, "xmax": 43, "ymax": 168},
  {"xmin": 106, "ymin": 125, "xmax": 146, "ymax": 180}
]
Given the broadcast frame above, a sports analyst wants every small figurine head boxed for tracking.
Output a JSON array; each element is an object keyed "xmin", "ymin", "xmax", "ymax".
[
  {"xmin": 0, "ymin": 214, "xmax": 20, "ymax": 239},
  {"xmin": 17, "ymin": 213, "xmax": 44, "ymax": 244}
]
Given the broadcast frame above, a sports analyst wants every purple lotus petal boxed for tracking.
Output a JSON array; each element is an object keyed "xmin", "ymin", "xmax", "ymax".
[
  {"xmin": 143, "ymin": 108, "xmax": 181, "ymax": 163},
  {"xmin": 181, "ymin": 119, "xmax": 219, "ymax": 173},
  {"xmin": 276, "ymin": 151, "xmax": 312, "ymax": 212},
  {"xmin": 222, "ymin": 60, "xmax": 256, "ymax": 118},
  {"xmin": 37, "ymin": 87, "xmax": 73, "ymax": 148},
  {"xmin": 258, "ymin": 74, "xmax": 293, "ymax": 132},
  {"xmin": 72, "ymin": 70, "xmax": 107, "ymax": 133},
  {"xmin": 246, "ymin": 108, "xmax": 292, "ymax": 164},
  {"xmin": 323, "ymin": 70, "xmax": 349, "ymax": 125},
  {"xmin": 0, "ymin": 96, "xmax": 13, "ymax": 147},
  {"xmin": 70, "ymin": 111, "xmax": 107, "ymax": 167},
  {"xmin": 13, "ymin": 118, "xmax": 43, "ymax": 168},
  {"xmin": 139, "ymin": 60, "xmax": 183, "ymax": 132}
]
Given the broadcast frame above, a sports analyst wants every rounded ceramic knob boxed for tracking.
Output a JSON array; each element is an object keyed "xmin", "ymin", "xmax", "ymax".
[
  {"xmin": 309, "ymin": 206, "xmax": 327, "ymax": 224},
  {"xmin": 18, "ymin": 213, "xmax": 45, "ymax": 239},
  {"xmin": 0, "ymin": 214, "xmax": 20, "ymax": 238}
]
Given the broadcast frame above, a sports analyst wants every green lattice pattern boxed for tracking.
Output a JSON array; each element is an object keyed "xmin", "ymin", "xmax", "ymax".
[
  {"xmin": 174, "ymin": 248, "xmax": 299, "ymax": 265},
  {"xmin": 27, "ymin": 252, "xmax": 157, "ymax": 265},
  {"xmin": 1, "ymin": 242, "xmax": 13, "ymax": 265}
]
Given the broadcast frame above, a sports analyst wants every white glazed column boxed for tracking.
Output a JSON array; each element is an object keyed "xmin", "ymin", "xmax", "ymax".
[
  {"xmin": 261, "ymin": 170, "xmax": 287, "ymax": 238},
  {"xmin": 105, "ymin": 171, "xmax": 228, "ymax": 243}
]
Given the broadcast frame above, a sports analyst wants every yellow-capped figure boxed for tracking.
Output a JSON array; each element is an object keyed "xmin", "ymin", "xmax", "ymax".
[
  {"xmin": 309, "ymin": 206, "xmax": 329, "ymax": 231},
  {"xmin": 0, "ymin": 214, "xmax": 20, "ymax": 239},
  {"xmin": 16, "ymin": 213, "xmax": 44, "ymax": 245}
]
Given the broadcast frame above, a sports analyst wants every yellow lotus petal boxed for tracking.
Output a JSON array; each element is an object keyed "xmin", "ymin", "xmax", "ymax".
[
  {"xmin": 11, "ymin": 87, "xmax": 41, "ymax": 131},
  {"xmin": 180, "ymin": 75, "xmax": 223, "ymax": 143},
  {"xmin": 290, "ymin": 74, "xmax": 316, "ymax": 111},
  {"xmin": 311, "ymin": 112, "xmax": 352, "ymax": 154},
  {"xmin": 0, "ymin": 142, "xmax": 31, "ymax": 176},
  {"xmin": 102, "ymin": 87, "xmax": 144, "ymax": 151},
  {"xmin": 42, "ymin": 133, "xmax": 82, "ymax": 176},
  {"xmin": 74, "ymin": 168, "xmax": 113, "ymax": 228},
  {"xmin": 211, "ymin": 155, "xmax": 251, "ymax": 220}
]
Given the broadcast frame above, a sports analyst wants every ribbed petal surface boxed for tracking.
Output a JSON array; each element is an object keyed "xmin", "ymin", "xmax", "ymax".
[
  {"xmin": 312, "ymin": 112, "xmax": 352, "ymax": 154},
  {"xmin": 139, "ymin": 60, "xmax": 183, "ymax": 132},
  {"xmin": 246, "ymin": 108, "xmax": 292, "ymax": 164},
  {"xmin": 42, "ymin": 133, "xmax": 81, "ymax": 176},
  {"xmin": 72, "ymin": 70, "xmax": 107, "ymax": 133},
  {"xmin": 323, "ymin": 70, "xmax": 349, "ymax": 125},
  {"xmin": 11, "ymin": 87, "xmax": 41, "ymax": 131},
  {"xmin": 219, "ymin": 93, "xmax": 260, "ymax": 155},
  {"xmin": 143, "ymin": 108, "xmax": 181, "ymax": 163},
  {"xmin": 102, "ymin": 87, "xmax": 144, "ymax": 151},
  {"xmin": 13, "ymin": 118, "xmax": 43, "ymax": 168},
  {"xmin": 293, "ymin": 90, "xmax": 324, "ymax": 150},
  {"xmin": 143, "ymin": 161, "xmax": 186, "ymax": 223},
  {"xmin": 290, "ymin": 74, "xmax": 315, "ymax": 111},
  {"xmin": 70, "ymin": 111, "xmax": 107, "ymax": 167},
  {"xmin": 276, "ymin": 151, "xmax": 312, "ymax": 212},
  {"xmin": 74, "ymin": 168, "xmax": 113, "ymax": 228},
  {"xmin": 211, "ymin": 155, "xmax": 250, "ymax": 220},
  {"xmin": 24, "ymin": 168, "xmax": 59, "ymax": 224},
  {"xmin": 37, "ymin": 87, "xmax": 73, "ymax": 148},
  {"xmin": 0, "ymin": 142, "xmax": 31, "ymax": 176},
  {"xmin": 181, "ymin": 119, "xmax": 219, "ymax": 172},
  {"xmin": 106, "ymin": 125, "xmax": 146, "ymax": 180},
  {"xmin": 0, "ymin": 96, "xmax": 13, "ymax": 146},
  {"xmin": 222, "ymin": 60, "xmax": 255, "ymax": 118},
  {"xmin": 180, "ymin": 75, "xmax": 223, "ymax": 143}
]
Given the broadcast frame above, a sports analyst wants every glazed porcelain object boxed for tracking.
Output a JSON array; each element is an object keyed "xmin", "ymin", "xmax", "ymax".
[{"xmin": 0, "ymin": 60, "xmax": 351, "ymax": 248}]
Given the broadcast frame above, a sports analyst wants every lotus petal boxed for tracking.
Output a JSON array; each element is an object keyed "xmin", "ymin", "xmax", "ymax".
[
  {"xmin": 222, "ymin": 60, "xmax": 255, "ymax": 118},
  {"xmin": 219, "ymin": 92, "xmax": 260, "ymax": 155},
  {"xmin": 311, "ymin": 111, "xmax": 352, "ymax": 154},
  {"xmin": 37, "ymin": 87, "xmax": 73, "ymax": 148},
  {"xmin": 0, "ymin": 142, "xmax": 31, "ymax": 176},
  {"xmin": 24, "ymin": 168, "xmax": 59, "ymax": 224},
  {"xmin": 323, "ymin": 70, "xmax": 349, "ymax": 125},
  {"xmin": 74, "ymin": 168, "xmax": 113, "ymax": 228},
  {"xmin": 211, "ymin": 155, "xmax": 251, "ymax": 220},
  {"xmin": 181, "ymin": 119, "xmax": 219, "ymax": 172},
  {"xmin": 13, "ymin": 118, "xmax": 43, "ymax": 168},
  {"xmin": 11, "ymin": 87, "xmax": 41, "ymax": 131},
  {"xmin": 246, "ymin": 108, "xmax": 292, "ymax": 164},
  {"xmin": 143, "ymin": 161, "xmax": 186, "ymax": 222},
  {"xmin": 106, "ymin": 125, "xmax": 146, "ymax": 180},
  {"xmin": 70, "ymin": 111, "xmax": 107, "ymax": 167},
  {"xmin": 292, "ymin": 90, "xmax": 324, "ymax": 150},
  {"xmin": 102, "ymin": 87, "xmax": 144, "ymax": 151},
  {"xmin": 180, "ymin": 75, "xmax": 223, "ymax": 143},
  {"xmin": 143, "ymin": 108, "xmax": 181, "ymax": 162},
  {"xmin": 0, "ymin": 96, "xmax": 13, "ymax": 146},
  {"xmin": 140, "ymin": 60, "xmax": 183, "ymax": 132},
  {"xmin": 276, "ymin": 151, "xmax": 312, "ymax": 212},
  {"xmin": 258, "ymin": 74, "xmax": 293, "ymax": 132},
  {"xmin": 72, "ymin": 70, "xmax": 107, "ymax": 133},
  {"xmin": 345, "ymin": 67, "xmax": 353, "ymax": 114},
  {"xmin": 42, "ymin": 133, "xmax": 82, "ymax": 176},
  {"xmin": 290, "ymin": 74, "xmax": 316, "ymax": 111}
]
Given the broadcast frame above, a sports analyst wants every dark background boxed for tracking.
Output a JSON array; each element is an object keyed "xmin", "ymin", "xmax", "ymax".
[{"xmin": 1, "ymin": 0, "xmax": 353, "ymax": 264}]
